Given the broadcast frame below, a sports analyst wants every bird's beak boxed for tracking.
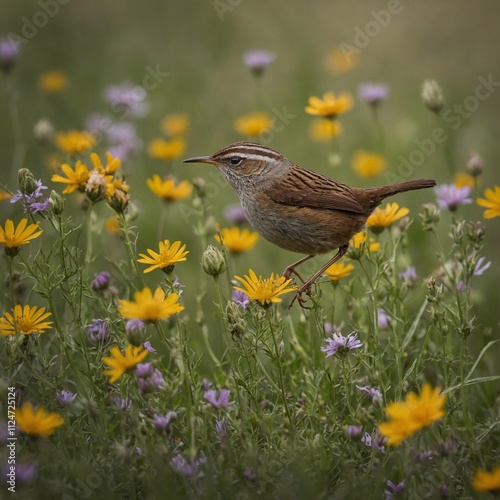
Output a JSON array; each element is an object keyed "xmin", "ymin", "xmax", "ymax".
[{"xmin": 183, "ymin": 155, "xmax": 216, "ymax": 165}]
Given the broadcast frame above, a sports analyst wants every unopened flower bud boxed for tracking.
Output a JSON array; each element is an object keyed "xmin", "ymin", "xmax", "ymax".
[
  {"xmin": 225, "ymin": 300, "xmax": 245, "ymax": 336},
  {"xmin": 451, "ymin": 220, "xmax": 465, "ymax": 245},
  {"xmin": 49, "ymin": 190, "xmax": 64, "ymax": 215},
  {"xmin": 466, "ymin": 220, "xmax": 485, "ymax": 247},
  {"xmin": 17, "ymin": 168, "xmax": 37, "ymax": 196},
  {"xmin": 421, "ymin": 79, "xmax": 444, "ymax": 114},
  {"xmin": 192, "ymin": 177, "xmax": 207, "ymax": 199},
  {"xmin": 108, "ymin": 188, "xmax": 131, "ymax": 213},
  {"xmin": 426, "ymin": 276, "xmax": 443, "ymax": 303},
  {"xmin": 33, "ymin": 118, "xmax": 54, "ymax": 143},
  {"xmin": 85, "ymin": 171, "xmax": 107, "ymax": 202},
  {"xmin": 465, "ymin": 152, "xmax": 483, "ymax": 177},
  {"xmin": 201, "ymin": 245, "xmax": 226, "ymax": 277},
  {"xmin": 420, "ymin": 203, "xmax": 441, "ymax": 231},
  {"xmin": 0, "ymin": 38, "xmax": 19, "ymax": 74}
]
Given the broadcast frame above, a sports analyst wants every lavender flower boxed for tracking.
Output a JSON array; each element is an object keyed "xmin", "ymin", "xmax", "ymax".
[
  {"xmin": 201, "ymin": 379, "xmax": 213, "ymax": 392},
  {"xmin": 169, "ymin": 452, "xmax": 206, "ymax": 478},
  {"xmin": 11, "ymin": 179, "xmax": 50, "ymax": 214},
  {"xmin": 3, "ymin": 461, "xmax": 37, "ymax": 484},
  {"xmin": 103, "ymin": 82, "xmax": 149, "ymax": 118},
  {"xmin": 143, "ymin": 341, "xmax": 156, "ymax": 353},
  {"xmin": 56, "ymin": 390, "xmax": 77, "ymax": 405},
  {"xmin": 106, "ymin": 122, "xmax": 142, "ymax": 161},
  {"xmin": 91, "ymin": 271, "xmax": 111, "ymax": 292},
  {"xmin": 473, "ymin": 256, "xmax": 491, "ymax": 276},
  {"xmin": 85, "ymin": 319, "xmax": 109, "ymax": 344},
  {"xmin": 385, "ymin": 480, "xmax": 405, "ymax": 499},
  {"xmin": 356, "ymin": 385, "xmax": 382, "ymax": 403},
  {"xmin": 362, "ymin": 431, "xmax": 386, "ymax": 453},
  {"xmin": 223, "ymin": 203, "xmax": 247, "ymax": 225},
  {"xmin": 126, "ymin": 319, "xmax": 146, "ymax": 335},
  {"xmin": 243, "ymin": 49, "xmax": 275, "ymax": 76},
  {"xmin": 232, "ymin": 290, "xmax": 250, "ymax": 309},
  {"xmin": 399, "ymin": 266, "xmax": 417, "ymax": 287},
  {"xmin": 135, "ymin": 362, "xmax": 155, "ymax": 378},
  {"xmin": 358, "ymin": 83, "xmax": 390, "ymax": 105},
  {"xmin": 435, "ymin": 184, "xmax": 472, "ymax": 211},
  {"xmin": 0, "ymin": 37, "xmax": 19, "ymax": 73},
  {"xmin": 244, "ymin": 467, "xmax": 257, "ymax": 482},
  {"xmin": 215, "ymin": 418, "xmax": 227, "ymax": 441},
  {"xmin": 377, "ymin": 309, "xmax": 390, "ymax": 330},
  {"xmin": 415, "ymin": 449, "xmax": 434, "ymax": 462},
  {"xmin": 346, "ymin": 425, "xmax": 363, "ymax": 439},
  {"xmin": 321, "ymin": 331, "xmax": 362, "ymax": 358},
  {"xmin": 204, "ymin": 389, "xmax": 232, "ymax": 408},
  {"xmin": 153, "ymin": 411, "xmax": 177, "ymax": 432},
  {"xmin": 138, "ymin": 368, "xmax": 164, "ymax": 394},
  {"xmin": 113, "ymin": 397, "xmax": 132, "ymax": 411}
]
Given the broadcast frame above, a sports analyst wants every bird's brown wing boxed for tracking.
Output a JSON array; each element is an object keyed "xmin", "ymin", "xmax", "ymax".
[{"xmin": 267, "ymin": 167, "xmax": 368, "ymax": 214}]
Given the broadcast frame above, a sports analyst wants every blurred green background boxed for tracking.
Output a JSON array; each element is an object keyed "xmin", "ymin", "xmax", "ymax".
[{"xmin": 1, "ymin": 0, "xmax": 499, "ymax": 333}]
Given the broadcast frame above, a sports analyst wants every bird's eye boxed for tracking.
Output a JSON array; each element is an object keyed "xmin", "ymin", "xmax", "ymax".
[{"xmin": 230, "ymin": 157, "xmax": 242, "ymax": 166}]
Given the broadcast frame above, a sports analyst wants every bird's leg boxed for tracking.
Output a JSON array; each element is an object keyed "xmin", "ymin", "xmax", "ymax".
[
  {"xmin": 289, "ymin": 245, "xmax": 349, "ymax": 309},
  {"xmin": 282, "ymin": 254, "xmax": 315, "ymax": 283}
]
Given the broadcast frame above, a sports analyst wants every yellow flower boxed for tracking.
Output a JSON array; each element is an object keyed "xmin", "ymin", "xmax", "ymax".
[
  {"xmin": 148, "ymin": 138, "xmax": 186, "ymax": 161},
  {"xmin": 308, "ymin": 118, "xmax": 343, "ymax": 142},
  {"xmin": 161, "ymin": 113, "xmax": 190, "ymax": 137},
  {"xmin": 54, "ymin": 130, "xmax": 95, "ymax": 154},
  {"xmin": 38, "ymin": 70, "xmax": 69, "ymax": 93},
  {"xmin": 305, "ymin": 92, "xmax": 353, "ymax": 119},
  {"xmin": 352, "ymin": 151, "xmax": 386, "ymax": 178},
  {"xmin": 234, "ymin": 269, "xmax": 297, "ymax": 306},
  {"xmin": 147, "ymin": 175, "xmax": 192, "ymax": 201},
  {"xmin": 118, "ymin": 287, "xmax": 184, "ymax": 322},
  {"xmin": 0, "ymin": 219, "xmax": 43, "ymax": 256},
  {"xmin": 15, "ymin": 403, "xmax": 64, "ymax": 436},
  {"xmin": 378, "ymin": 384, "xmax": 446, "ymax": 446},
  {"xmin": 103, "ymin": 344, "xmax": 148, "ymax": 384},
  {"xmin": 324, "ymin": 48, "xmax": 359, "ymax": 74},
  {"xmin": 0, "ymin": 189, "xmax": 12, "ymax": 202},
  {"xmin": 234, "ymin": 112, "xmax": 272, "ymax": 137},
  {"xmin": 350, "ymin": 231, "xmax": 379, "ymax": 253},
  {"xmin": 137, "ymin": 240, "xmax": 189, "ymax": 274},
  {"xmin": 105, "ymin": 216, "xmax": 122, "ymax": 235},
  {"xmin": 215, "ymin": 227, "xmax": 259, "ymax": 254},
  {"xmin": 90, "ymin": 151, "xmax": 121, "ymax": 176},
  {"xmin": 454, "ymin": 172, "xmax": 475, "ymax": 189},
  {"xmin": 323, "ymin": 261, "xmax": 354, "ymax": 281},
  {"xmin": 367, "ymin": 203, "xmax": 409, "ymax": 233},
  {"xmin": 0, "ymin": 304, "xmax": 53, "ymax": 336},
  {"xmin": 472, "ymin": 466, "xmax": 500, "ymax": 492},
  {"xmin": 51, "ymin": 161, "xmax": 90, "ymax": 194},
  {"xmin": 477, "ymin": 186, "xmax": 500, "ymax": 219}
]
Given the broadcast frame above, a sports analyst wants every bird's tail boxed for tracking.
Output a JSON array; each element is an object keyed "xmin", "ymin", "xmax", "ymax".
[{"xmin": 367, "ymin": 178, "xmax": 436, "ymax": 207}]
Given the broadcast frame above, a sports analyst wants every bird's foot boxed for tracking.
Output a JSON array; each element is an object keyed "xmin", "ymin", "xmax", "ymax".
[
  {"xmin": 283, "ymin": 266, "xmax": 306, "ymax": 283},
  {"xmin": 288, "ymin": 283, "xmax": 313, "ymax": 310}
]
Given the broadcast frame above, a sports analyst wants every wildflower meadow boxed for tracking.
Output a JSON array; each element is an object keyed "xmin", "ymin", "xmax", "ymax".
[{"xmin": 1, "ymin": 2, "xmax": 499, "ymax": 499}]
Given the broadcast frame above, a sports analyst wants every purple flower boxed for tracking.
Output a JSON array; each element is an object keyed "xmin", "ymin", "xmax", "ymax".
[
  {"xmin": 399, "ymin": 266, "xmax": 417, "ymax": 287},
  {"xmin": 223, "ymin": 204, "xmax": 247, "ymax": 225},
  {"xmin": 11, "ymin": 179, "xmax": 50, "ymax": 214},
  {"xmin": 3, "ymin": 461, "xmax": 37, "ymax": 484},
  {"xmin": 243, "ymin": 49, "xmax": 275, "ymax": 75},
  {"xmin": 435, "ymin": 184, "xmax": 472, "ymax": 211},
  {"xmin": 85, "ymin": 319, "xmax": 109, "ymax": 344},
  {"xmin": 385, "ymin": 480, "xmax": 405, "ymax": 499},
  {"xmin": 378, "ymin": 309, "xmax": 390, "ymax": 330},
  {"xmin": 473, "ymin": 256, "xmax": 491, "ymax": 276},
  {"xmin": 244, "ymin": 467, "xmax": 257, "ymax": 482},
  {"xmin": 466, "ymin": 152, "xmax": 483, "ymax": 177},
  {"xmin": 0, "ymin": 37, "xmax": 19, "ymax": 73},
  {"xmin": 153, "ymin": 411, "xmax": 177, "ymax": 432},
  {"xmin": 356, "ymin": 385, "xmax": 382, "ymax": 403},
  {"xmin": 103, "ymin": 82, "xmax": 149, "ymax": 118},
  {"xmin": 321, "ymin": 331, "xmax": 362, "ymax": 358},
  {"xmin": 135, "ymin": 362, "xmax": 155, "ymax": 378},
  {"xmin": 169, "ymin": 452, "xmax": 206, "ymax": 478},
  {"xmin": 323, "ymin": 322, "xmax": 342, "ymax": 335},
  {"xmin": 415, "ymin": 449, "xmax": 434, "ymax": 462},
  {"xmin": 346, "ymin": 425, "xmax": 363, "ymax": 439},
  {"xmin": 215, "ymin": 418, "xmax": 227, "ymax": 441},
  {"xmin": 126, "ymin": 319, "xmax": 146, "ymax": 335},
  {"xmin": 56, "ymin": 390, "xmax": 77, "ymax": 405},
  {"xmin": 232, "ymin": 290, "xmax": 250, "ymax": 309},
  {"xmin": 138, "ymin": 368, "xmax": 164, "ymax": 394},
  {"xmin": 113, "ymin": 397, "xmax": 132, "ymax": 411},
  {"xmin": 91, "ymin": 271, "xmax": 111, "ymax": 291},
  {"xmin": 204, "ymin": 389, "xmax": 232, "ymax": 408},
  {"xmin": 106, "ymin": 122, "xmax": 142, "ymax": 161},
  {"xmin": 358, "ymin": 83, "xmax": 390, "ymax": 105},
  {"xmin": 143, "ymin": 341, "xmax": 156, "ymax": 353},
  {"xmin": 201, "ymin": 379, "xmax": 212, "ymax": 392},
  {"xmin": 362, "ymin": 431, "xmax": 386, "ymax": 453}
]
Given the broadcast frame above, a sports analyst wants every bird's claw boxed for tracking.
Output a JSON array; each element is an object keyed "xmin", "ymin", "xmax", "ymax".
[{"xmin": 288, "ymin": 284, "xmax": 313, "ymax": 310}]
